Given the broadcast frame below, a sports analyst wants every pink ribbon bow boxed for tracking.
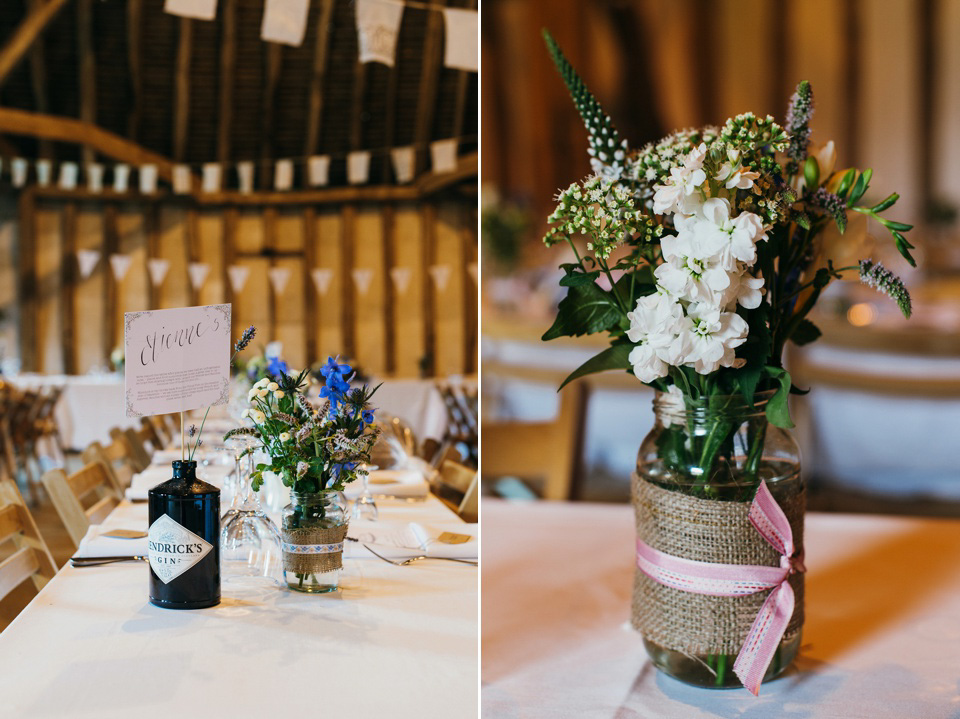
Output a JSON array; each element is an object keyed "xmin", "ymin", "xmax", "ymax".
[{"xmin": 636, "ymin": 481, "xmax": 803, "ymax": 695}]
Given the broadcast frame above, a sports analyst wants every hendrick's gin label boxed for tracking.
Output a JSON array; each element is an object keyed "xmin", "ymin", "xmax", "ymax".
[{"xmin": 148, "ymin": 460, "xmax": 220, "ymax": 609}]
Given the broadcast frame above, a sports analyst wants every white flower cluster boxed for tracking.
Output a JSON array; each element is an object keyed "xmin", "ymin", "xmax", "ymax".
[
  {"xmin": 627, "ymin": 144, "xmax": 768, "ymax": 383},
  {"xmin": 241, "ymin": 377, "xmax": 286, "ymax": 424}
]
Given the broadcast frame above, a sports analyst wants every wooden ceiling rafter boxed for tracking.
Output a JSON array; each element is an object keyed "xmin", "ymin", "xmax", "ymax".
[
  {"xmin": 304, "ymin": 0, "xmax": 335, "ymax": 158},
  {"xmin": 0, "ymin": 0, "xmax": 70, "ymax": 88},
  {"xmin": 127, "ymin": 0, "xmax": 143, "ymax": 141},
  {"xmin": 217, "ymin": 0, "xmax": 237, "ymax": 166},
  {"xmin": 260, "ymin": 43, "xmax": 283, "ymax": 190},
  {"xmin": 77, "ymin": 0, "xmax": 95, "ymax": 166},
  {"xmin": 413, "ymin": 0, "xmax": 447, "ymax": 175},
  {"xmin": 26, "ymin": 0, "xmax": 51, "ymax": 158},
  {"xmin": 173, "ymin": 16, "xmax": 193, "ymax": 165}
]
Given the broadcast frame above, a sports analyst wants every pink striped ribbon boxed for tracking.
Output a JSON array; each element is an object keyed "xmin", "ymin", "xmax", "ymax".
[{"xmin": 636, "ymin": 482, "xmax": 804, "ymax": 695}]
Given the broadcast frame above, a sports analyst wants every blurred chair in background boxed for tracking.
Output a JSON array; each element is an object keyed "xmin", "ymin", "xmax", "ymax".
[{"xmin": 40, "ymin": 462, "xmax": 120, "ymax": 548}]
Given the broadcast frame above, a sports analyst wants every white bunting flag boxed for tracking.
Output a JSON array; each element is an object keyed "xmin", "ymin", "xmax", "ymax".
[
  {"xmin": 139, "ymin": 165, "xmax": 158, "ymax": 194},
  {"xmin": 109, "ymin": 254, "xmax": 133, "ymax": 282},
  {"xmin": 187, "ymin": 262, "xmax": 210, "ymax": 291},
  {"xmin": 356, "ymin": 0, "xmax": 404, "ymax": 67},
  {"xmin": 147, "ymin": 258, "xmax": 171, "ymax": 287},
  {"xmin": 173, "ymin": 164, "xmax": 192, "ymax": 194},
  {"xmin": 352, "ymin": 268, "xmax": 374, "ymax": 296},
  {"xmin": 261, "ymin": 0, "xmax": 309, "ymax": 47},
  {"xmin": 202, "ymin": 163, "xmax": 222, "ymax": 193},
  {"xmin": 35, "ymin": 159, "xmax": 52, "ymax": 187},
  {"xmin": 58, "ymin": 162, "xmax": 79, "ymax": 190},
  {"xmin": 268, "ymin": 266, "xmax": 292, "ymax": 296},
  {"xmin": 310, "ymin": 268, "xmax": 334, "ymax": 295},
  {"xmin": 308, "ymin": 155, "xmax": 330, "ymax": 187},
  {"xmin": 76, "ymin": 249, "xmax": 101, "ymax": 279},
  {"xmin": 11, "ymin": 158, "xmax": 27, "ymax": 188},
  {"xmin": 347, "ymin": 151, "xmax": 371, "ymax": 185},
  {"xmin": 390, "ymin": 147, "xmax": 415, "ymax": 184},
  {"xmin": 237, "ymin": 161, "xmax": 255, "ymax": 194},
  {"xmin": 87, "ymin": 163, "xmax": 104, "ymax": 193},
  {"xmin": 389, "ymin": 266, "xmax": 412, "ymax": 294},
  {"xmin": 431, "ymin": 139, "xmax": 458, "ymax": 174},
  {"xmin": 428, "ymin": 264, "xmax": 451, "ymax": 292},
  {"xmin": 274, "ymin": 159, "xmax": 294, "ymax": 191},
  {"xmin": 227, "ymin": 265, "xmax": 250, "ymax": 293},
  {"xmin": 113, "ymin": 164, "xmax": 131, "ymax": 192},
  {"xmin": 442, "ymin": 8, "xmax": 479, "ymax": 72},
  {"xmin": 467, "ymin": 262, "xmax": 478, "ymax": 284},
  {"xmin": 164, "ymin": 0, "xmax": 217, "ymax": 21}
]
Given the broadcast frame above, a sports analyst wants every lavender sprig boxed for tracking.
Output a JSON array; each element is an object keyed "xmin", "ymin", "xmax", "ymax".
[
  {"xmin": 859, "ymin": 259, "xmax": 912, "ymax": 318},
  {"xmin": 234, "ymin": 325, "xmax": 256, "ymax": 353},
  {"xmin": 809, "ymin": 188, "xmax": 847, "ymax": 233},
  {"xmin": 785, "ymin": 81, "xmax": 814, "ymax": 174}
]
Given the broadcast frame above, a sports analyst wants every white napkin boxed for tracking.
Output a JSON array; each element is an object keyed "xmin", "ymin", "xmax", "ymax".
[
  {"xmin": 125, "ymin": 463, "xmax": 232, "ymax": 501},
  {"xmin": 73, "ymin": 524, "xmax": 148, "ymax": 559},
  {"xmin": 344, "ymin": 469, "xmax": 428, "ymax": 500},
  {"xmin": 346, "ymin": 520, "xmax": 477, "ymax": 560}
]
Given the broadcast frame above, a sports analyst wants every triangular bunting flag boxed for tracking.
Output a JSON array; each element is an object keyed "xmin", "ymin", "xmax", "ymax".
[
  {"xmin": 274, "ymin": 159, "xmax": 294, "ymax": 191},
  {"xmin": 113, "ymin": 164, "xmax": 131, "ymax": 192},
  {"xmin": 389, "ymin": 266, "xmax": 412, "ymax": 294},
  {"xmin": 431, "ymin": 139, "xmax": 458, "ymax": 174},
  {"xmin": 164, "ymin": 0, "xmax": 218, "ymax": 21},
  {"xmin": 76, "ymin": 249, "xmax": 101, "ymax": 279},
  {"xmin": 58, "ymin": 162, "xmax": 79, "ymax": 190},
  {"xmin": 202, "ymin": 163, "xmax": 221, "ymax": 193},
  {"xmin": 236, "ymin": 161, "xmax": 255, "ymax": 194},
  {"xmin": 188, "ymin": 262, "xmax": 210, "ymax": 291},
  {"xmin": 310, "ymin": 268, "xmax": 334, "ymax": 295},
  {"xmin": 139, "ymin": 165, "xmax": 158, "ymax": 194},
  {"xmin": 11, "ymin": 158, "xmax": 27, "ymax": 188},
  {"xmin": 442, "ymin": 8, "xmax": 478, "ymax": 72},
  {"xmin": 227, "ymin": 265, "xmax": 250, "ymax": 293},
  {"xmin": 428, "ymin": 264, "xmax": 451, "ymax": 291},
  {"xmin": 352, "ymin": 268, "xmax": 374, "ymax": 295},
  {"xmin": 261, "ymin": 0, "xmax": 309, "ymax": 47},
  {"xmin": 347, "ymin": 151, "xmax": 371, "ymax": 185},
  {"xmin": 390, "ymin": 147, "xmax": 415, "ymax": 184},
  {"xmin": 147, "ymin": 258, "xmax": 171, "ymax": 287},
  {"xmin": 356, "ymin": 0, "xmax": 404, "ymax": 67},
  {"xmin": 87, "ymin": 163, "xmax": 104, "ymax": 193},
  {"xmin": 173, "ymin": 164, "xmax": 192, "ymax": 194},
  {"xmin": 268, "ymin": 266, "xmax": 292, "ymax": 296},
  {"xmin": 35, "ymin": 159, "xmax": 52, "ymax": 187},
  {"xmin": 308, "ymin": 155, "xmax": 330, "ymax": 187},
  {"xmin": 109, "ymin": 254, "xmax": 133, "ymax": 282}
]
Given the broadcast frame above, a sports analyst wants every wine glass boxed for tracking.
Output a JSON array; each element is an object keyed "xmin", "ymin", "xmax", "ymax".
[
  {"xmin": 219, "ymin": 435, "xmax": 282, "ymax": 584},
  {"xmin": 351, "ymin": 463, "xmax": 379, "ymax": 521}
]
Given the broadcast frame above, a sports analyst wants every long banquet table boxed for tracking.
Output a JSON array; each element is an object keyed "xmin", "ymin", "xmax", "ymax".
[
  {"xmin": 482, "ymin": 498, "xmax": 960, "ymax": 718},
  {"xmin": 0, "ymin": 469, "xmax": 478, "ymax": 717}
]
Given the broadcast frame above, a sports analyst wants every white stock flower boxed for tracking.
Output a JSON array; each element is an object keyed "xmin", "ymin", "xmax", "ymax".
[
  {"xmin": 735, "ymin": 274, "xmax": 766, "ymax": 309},
  {"xmin": 626, "ymin": 293, "xmax": 686, "ymax": 383},
  {"xmin": 698, "ymin": 198, "xmax": 767, "ymax": 269},
  {"xmin": 628, "ymin": 343, "xmax": 669, "ymax": 383},
  {"xmin": 678, "ymin": 303, "xmax": 749, "ymax": 374},
  {"xmin": 652, "ymin": 144, "xmax": 708, "ymax": 215},
  {"xmin": 654, "ymin": 255, "xmax": 732, "ymax": 307},
  {"xmin": 714, "ymin": 148, "xmax": 760, "ymax": 190}
]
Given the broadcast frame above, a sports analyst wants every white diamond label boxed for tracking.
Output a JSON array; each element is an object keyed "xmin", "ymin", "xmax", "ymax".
[{"xmin": 147, "ymin": 514, "xmax": 212, "ymax": 584}]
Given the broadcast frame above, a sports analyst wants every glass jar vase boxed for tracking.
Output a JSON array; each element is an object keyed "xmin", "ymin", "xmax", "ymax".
[
  {"xmin": 281, "ymin": 491, "xmax": 347, "ymax": 593},
  {"xmin": 633, "ymin": 389, "xmax": 804, "ymax": 688}
]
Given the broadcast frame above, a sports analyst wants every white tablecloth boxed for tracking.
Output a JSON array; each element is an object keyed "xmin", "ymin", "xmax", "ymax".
[
  {"xmin": 0, "ymin": 482, "xmax": 478, "ymax": 717},
  {"xmin": 482, "ymin": 499, "xmax": 960, "ymax": 718}
]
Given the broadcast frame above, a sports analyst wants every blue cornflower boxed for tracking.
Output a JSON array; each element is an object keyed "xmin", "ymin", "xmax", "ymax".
[
  {"xmin": 362, "ymin": 408, "xmax": 375, "ymax": 424},
  {"xmin": 331, "ymin": 461, "xmax": 357, "ymax": 478},
  {"xmin": 267, "ymin": 356, "xmax": 289, "ymax": 379},
  {"xmin": 319, "ymin": 356, "xmax": 352, "ymax": 380}
]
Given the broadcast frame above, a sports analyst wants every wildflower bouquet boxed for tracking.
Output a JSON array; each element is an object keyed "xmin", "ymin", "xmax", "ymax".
[
  {"xmin": 224, "ymin": 356, "xmax": 381, "ymax": 499},
  {"xmin": 541, "ymin": 31, "xmax": 914, "ymax": 456}
]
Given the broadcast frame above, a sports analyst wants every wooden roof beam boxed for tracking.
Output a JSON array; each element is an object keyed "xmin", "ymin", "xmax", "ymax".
[
  {"xmin": 173, "ymin": 16, "xmax": 192, "ymax": 163},
  {"xmin": 412, "ymin": 1, "xmax": 446, "ymax": 176},
  {"xmin": 0, "ymin": 0, "xmax": 70, "ymax": 88},
  {"xmin": 77, "ymin": 0, "xmax": 95, "ymax": 166},
  {"xmin": 217, "ymin": 0, "xmax": 236, "ymax": 166},
  {"xmin": 304, "ymin": 0, "xmax": 335, "ymax": 157}
]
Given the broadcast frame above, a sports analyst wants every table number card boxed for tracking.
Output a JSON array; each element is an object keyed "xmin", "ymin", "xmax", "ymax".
[{"xmin": 124, "ymin": 304, "xmax": 231, "ymax": 417}]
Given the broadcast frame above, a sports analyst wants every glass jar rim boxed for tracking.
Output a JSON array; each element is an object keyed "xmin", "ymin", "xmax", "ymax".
[{"xmin": 653, "ymin": 388, "xmax": 778, "ymax": 421}]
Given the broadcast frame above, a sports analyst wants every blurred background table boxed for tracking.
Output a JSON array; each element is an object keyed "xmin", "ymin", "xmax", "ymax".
[{"xmin": 482, "ymin": 498, "xmax": 960, "ymax": 718}]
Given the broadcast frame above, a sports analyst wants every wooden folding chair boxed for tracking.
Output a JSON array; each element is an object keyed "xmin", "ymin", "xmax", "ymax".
[
  {"xmin": 138, "ymin": 417, "xmax": 164, "ymax": 455},
  {"xmin": 457, "ymin": 474, "xmax": 478, "ymax": 524},
  {"xmin": 113, "ymin": 427, "xmax": 151, "ymax": 472},
  {"xmin": 81, "ymin": 441, "xmax": 133, "ymax": 495},
  {"xmin": 41, "ymin": 462, "xmax": 120, "ymax": 547},
  {"xmin": 0, "ymin": 474, "xmax": 57, "ymax": 602}
]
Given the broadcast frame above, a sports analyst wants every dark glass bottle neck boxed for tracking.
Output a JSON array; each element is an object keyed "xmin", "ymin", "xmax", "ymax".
[{"xmin": 172, "ymin": 460, "xmax": 198, "ymax": 479}]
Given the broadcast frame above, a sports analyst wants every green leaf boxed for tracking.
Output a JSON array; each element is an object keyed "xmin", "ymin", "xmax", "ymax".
[
  {"xmin": 614, "ymin": 267, "xmax": 656, "ymax": 308},
  {"xmin": 790, "ymin": 318, "xmax": 822, "ymax": 346},
  {"xmin": 542, "ymin": 283, "xmax": 621, "ymax": 341},
  {"xmin": 871, "ymin": 193, "xmax": 899, "ymax": 213},
  {"xmin": 558, "ymin": 344, "xmax": 633, "ymax": 390},
  {"xmin": 835, "ymin": 168, "xmax": 856, "ymax": 199},
  {"xmin": 881, "ymin": 219, "xmax": 913, "ymax": 232},
  {"xmin": 764, "ymin": 367, "xmax": 795, "ymax": 429},
  {"xmin": 803, "ymin": 156, "xmax": 819, "ymax": 189},
  {"xmin": 847, "ymin": 168, "xmax": 873, "ymax": 205},
  {"xmin": 559, "ymin": 270, "xmax": 600, "ymax": 287}
]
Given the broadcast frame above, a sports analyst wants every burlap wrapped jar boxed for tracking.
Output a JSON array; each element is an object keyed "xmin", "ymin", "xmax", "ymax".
[{"xmin": 281, "ymin": 491, "xmax": 346, "ymax": 594}]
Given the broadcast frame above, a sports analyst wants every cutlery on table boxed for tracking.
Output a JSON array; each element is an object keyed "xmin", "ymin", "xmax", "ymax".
[
  {"xmin": 358, "ymin": 542, "xmax": 477, "ymax": 567},
  {"xmin": 70, "ymin": 555, "xmax": 148, "ymax": 567}
]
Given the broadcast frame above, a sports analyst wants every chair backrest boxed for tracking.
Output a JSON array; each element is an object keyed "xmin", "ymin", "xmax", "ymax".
[
  {"xmin": 110, "ymin": 427, "xmax": 151, "ymax": 473},
  {"xmin": 439, "ymin": 459, "xmax": 476, "ymax": 494},
  {"xmin": 0, "ymin": 475, "xmax": 57, "ymax": 601},
  {"xmin": 41, "ymin": 462, "xmax": 120, "ymax": 546},
  {"xmin": 81, "ymin": 441, "xmax": 134, "ymax": 494},
  {"xmin": 457, "ymin": 473, "xmax": 478, "ymax": 523},
  {"xmin": 138, "ymin": 417, "xmax": 164, "ymax": 454}
]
